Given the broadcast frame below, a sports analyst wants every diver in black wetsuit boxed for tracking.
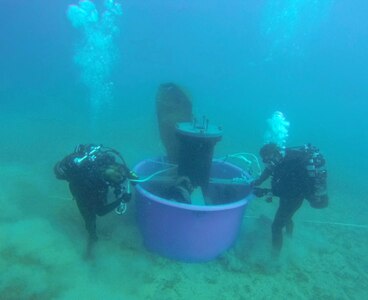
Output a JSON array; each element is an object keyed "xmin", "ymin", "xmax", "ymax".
[
  {"xmin": 253, "ymin": 143, "xmax": 323, "ymax": 256},
  {"xmin": 54, "ymin": 144, "xmax": 137, "ymax": 258}
]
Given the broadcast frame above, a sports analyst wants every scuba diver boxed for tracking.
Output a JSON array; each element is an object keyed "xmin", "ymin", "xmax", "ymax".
[
  {"xmin": 253, "ymin": 143, "xmax": 328, "ymax": 257},
  {"xmin": 54, "ymin": 144, "xmax": 138, "ymax": 259}
]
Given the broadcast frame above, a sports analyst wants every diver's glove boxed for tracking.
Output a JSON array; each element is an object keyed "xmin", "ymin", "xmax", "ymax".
[
  {"xmin": 253, "ymin": 187, "xmax": 271, "ymax": 198},
  {"xmin": 113, "ymin": 186, "xmax": 132, "ymax": 203},
  {"xmin": 249, "ymin": 178, "xmax": 261, "ymax": 187},
  {"xmin": 121, "ymin": 192, "xmax": 132, "ymax": 203},
  {"xmin": 265, "ymin": 194, "xmax": 273, "ymax": 203},
  {"xmin": 253, "ymin": 187, "xmax": 273, "ymax": 203}
]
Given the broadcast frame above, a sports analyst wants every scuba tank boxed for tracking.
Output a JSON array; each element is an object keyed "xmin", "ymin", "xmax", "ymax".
[{"xmin": 303, "ymin": 144, "xmax": 329, "ymax": 208}]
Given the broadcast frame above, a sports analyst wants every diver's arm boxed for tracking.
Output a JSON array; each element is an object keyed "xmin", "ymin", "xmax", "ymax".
[
  {"xmin": 252, "ymin": 168, "xmax": 273, "ymax": 199},
  {"xmin": 252, "ymin": 167, "xmax": 272, "ymax": 186}
]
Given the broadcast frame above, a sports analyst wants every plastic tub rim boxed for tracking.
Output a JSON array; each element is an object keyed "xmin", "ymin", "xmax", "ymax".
[{"xmin": 134, "ymin": 159, "xmax": 252, "ymax": 212}]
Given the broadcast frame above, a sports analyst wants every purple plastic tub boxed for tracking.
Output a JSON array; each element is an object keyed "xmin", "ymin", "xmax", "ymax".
[{"xmin": 134, "ymin": 158, "xmax": 253, "ymax": 262}]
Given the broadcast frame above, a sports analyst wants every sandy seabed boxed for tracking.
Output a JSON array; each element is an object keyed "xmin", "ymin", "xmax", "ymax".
[{"xmin": 1, "ymin": 158, "xmax": 367, "ymax": 300}]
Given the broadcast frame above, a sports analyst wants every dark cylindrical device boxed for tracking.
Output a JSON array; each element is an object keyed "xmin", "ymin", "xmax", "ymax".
[{"xmin": 176, "ymin": 118, "xmax": 222, "ymax": 191}]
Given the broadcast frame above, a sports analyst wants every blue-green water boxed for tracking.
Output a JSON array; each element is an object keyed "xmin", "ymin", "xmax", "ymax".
[{"xmin": 1, "ymin": 1, "xmax": 367, "ymax": 299}]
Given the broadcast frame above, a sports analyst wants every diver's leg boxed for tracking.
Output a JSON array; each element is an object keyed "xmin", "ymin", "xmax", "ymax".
[
  {"xmin": 271, "ymin": 203, "xmax": 285, "ymax": 256},
  {"xmin": 74, "ymin": 195, "xmax": 98, "ymax": 238},
  {"xmin": 285, "ymin": 196, "xmax": 304, "ymax": 237},
  {"xmin": 82, "ymin": 211, "xmax": 98, "ymax": 259},
  {"xmin": 69, "ymin": 184, "xmax": 100, "ymax": 259},
  {"xmin": 70, "ymin": 184, "xmax": 98, "ymax": 239},
  {"xmin": 74, "ymin": 194, "xmax": 98, "ymax": 259},
  {"xmin": 271, "ymin": 196, "xmax": 302, "ymax": 255},
  {"xmin": 285, "ymin": 219, "xmax": 294, "ymax": 237}
]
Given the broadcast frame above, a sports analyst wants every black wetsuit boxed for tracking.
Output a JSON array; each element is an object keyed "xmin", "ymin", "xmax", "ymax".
[
  {"xmin": 55, "ymin": 151, "xmax": 123, "ymax": 244},
  {"xmin": 257, "ymin": 148, "xmax": 311, "ymax": 254},
  {"xmin": 68, "ymin": 168, "xmax": 121, "ymax": 243}
]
